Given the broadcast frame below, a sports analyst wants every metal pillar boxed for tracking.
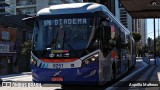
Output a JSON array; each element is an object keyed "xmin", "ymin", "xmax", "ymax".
[
  {"xmin": 158, "ymin": 19, "xmax": 159, "ymax": 53},
  {"xmin": 154, "ymin": 18, "xmax": 156, "ymax": 65}
]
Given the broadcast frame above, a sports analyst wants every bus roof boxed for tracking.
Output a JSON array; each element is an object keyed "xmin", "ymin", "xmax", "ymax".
[
  {"xmin": 37, "ymin": 3, "xmax": 110, "ymax": 15},
  {"xmin": 37, "ymin": 3, "xmax": 131, "ymax": 34}
]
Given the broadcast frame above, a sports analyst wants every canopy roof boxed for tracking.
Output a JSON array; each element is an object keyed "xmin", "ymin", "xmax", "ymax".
[{"xmin": 120, "ymin": 0, "xmax": 160, "ymax": 18}]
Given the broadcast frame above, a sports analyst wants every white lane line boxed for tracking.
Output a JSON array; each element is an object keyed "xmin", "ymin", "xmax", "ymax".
[{"xmin": 105, "ymin": 60, "xmax": 148, "ymax": 90}]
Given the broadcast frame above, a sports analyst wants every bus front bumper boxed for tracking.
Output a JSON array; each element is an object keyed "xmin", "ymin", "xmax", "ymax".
[{"xmin": 31, "ymin": 62, "xmax": 99, "ymax": 85}]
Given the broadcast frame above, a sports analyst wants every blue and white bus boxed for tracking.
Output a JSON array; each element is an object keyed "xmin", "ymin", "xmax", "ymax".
[{"xmin": 27, "ymin": 3, "xmax": 136, "ymax": 85}]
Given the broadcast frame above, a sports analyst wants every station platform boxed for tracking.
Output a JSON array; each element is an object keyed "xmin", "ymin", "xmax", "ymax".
[{"xmin": 111, "ymin": 59, "xmax": 160, "ymax": 90}]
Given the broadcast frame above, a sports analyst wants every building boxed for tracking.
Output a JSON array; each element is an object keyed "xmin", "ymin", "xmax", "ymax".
[
  {"xmin": 84, "ymin": 0, "xmax": 117, "ymax": 16},
  {"xmin": 0, "ymin": 26, "xmax": 17, "ymax": 75},
  {"xmin": 0, "ymin": 0, "xmax": 9, "ymax": 15},
  {"xmin": 133, "ymin": 19, "xmax": 147, "ymax": 46},
  {"xmin": 119, "ymin": 3, "xmax": 132, "ymax": 32},
  {"xmin": 0, "ymin": 0, "xmax": 18, "ymax": 75},
  {"xmin": 0, "ymin": 14, "xmax": 33, "ymax": 73},
  {"xmin": 0, "ymin": 0, "xmax": 5, "ymax": 15},
  {"xmin": 119, "ymin": 2, "xmax": 146, "ymax": 46},
  {"xmin": 5, "ymin": 0, "xmax": 83, "ymax": 15}
]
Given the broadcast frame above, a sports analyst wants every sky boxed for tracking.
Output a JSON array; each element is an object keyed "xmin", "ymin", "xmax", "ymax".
[{"xmin": 147, "ymin": 19, "xmax": 160, "ymax": 39}]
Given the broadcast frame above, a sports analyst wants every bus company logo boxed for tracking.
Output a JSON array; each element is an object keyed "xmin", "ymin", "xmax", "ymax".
[
  {"xmin": 49, "ymin": 53, "xmax": 55, "ymax": 58},
  {"xmin": 2, "ymin": 82, "xmax": 42, "ymax": 87}
]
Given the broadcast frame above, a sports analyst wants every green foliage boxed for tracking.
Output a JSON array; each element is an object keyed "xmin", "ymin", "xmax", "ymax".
[
  {"xmin": 132, "ymin": 32, "xmax": 141, "ymax": 43},
  {"xmin": 21, "ymin": 40, "xmax": 32, "ymax": 55}
]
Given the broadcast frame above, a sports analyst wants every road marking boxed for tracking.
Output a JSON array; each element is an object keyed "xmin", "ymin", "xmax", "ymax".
[{"xmin": 105, "ymin": 60, "xmax": 148, "ymax": 90}]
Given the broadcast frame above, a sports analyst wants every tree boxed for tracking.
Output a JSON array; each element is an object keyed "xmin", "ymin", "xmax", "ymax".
[
  {"xmin": 132, "ymin": 32, "xmax": 141, "ymax": 57},
  {"xmin": 132, "ymin": 32, "xmax": 141, "ymax": 43},
  {"xmin": 21, "ymin": 40, "xmax": 32, "ymax": 55}
]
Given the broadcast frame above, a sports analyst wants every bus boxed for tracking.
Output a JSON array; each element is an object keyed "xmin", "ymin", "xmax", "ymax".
[{"xmin": 26, "ymin": 3, "xmax": 136, "ymax": 85}]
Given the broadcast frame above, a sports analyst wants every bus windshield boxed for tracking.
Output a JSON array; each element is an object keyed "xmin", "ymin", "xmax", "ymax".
[{"xmin": 33, "ymin": 14, "xmax": 93, "ymax": 51}]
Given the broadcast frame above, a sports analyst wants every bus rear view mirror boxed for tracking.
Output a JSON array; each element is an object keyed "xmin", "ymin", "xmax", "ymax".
[
  {"xmin": 106, "ymin": 26, "xmax": 111, "ymax": 39},
  {"xmin": 22, "ymin": 16, "xmax": 36, "ymax": 28},
  {"xmin": 23, "ymin": 16, "xmax": 35, "ymax": 20},
  {"xmin": 102, "ymin": 21, "xmax": 108, "ymax": 27}
]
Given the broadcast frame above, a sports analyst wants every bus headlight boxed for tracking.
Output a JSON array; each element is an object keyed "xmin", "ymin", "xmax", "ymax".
[
  {"xmin": 82, "ymin": 53, "xmax": 99, "ymax": 66},
  {"xmin": 31, "ymin": 57, "xmax": 37, "ymax": 66}
]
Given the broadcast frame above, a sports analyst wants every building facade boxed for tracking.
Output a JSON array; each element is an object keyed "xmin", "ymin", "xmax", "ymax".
[
  {"xmin": 0, "ymin": 0, "xmax": 10, "ymax": 15},
  {"xmin": 0, "ymin": 0, "xmax": 5, "ymax": 15},
  {"xmin": 5, "ymin": 0, "xmax": 83, "ymax": 15},
  {"xmin": 119, "ymin": 3, "xmax": 132, "ymax": 32},
  {"xmin": 119, "ymin": 2, "xmax": 146, "ymax": 46},
  {"xmin": 0, "ymin": 1, "xmax": 19, "ymax": 75},
  {"xmin": 0, "ymin": 26, "xmax": 17, "ymax": 75}
]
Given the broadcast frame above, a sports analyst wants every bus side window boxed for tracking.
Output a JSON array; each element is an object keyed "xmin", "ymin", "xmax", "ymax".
[
  {"xmin": 120, "ymin": 30, "xmax": 125, "ymax": 45},
  {"xmin": 100, "ymin": 21, "xmax": 110, "ymax": 42},
  {"xmin": 116, "ymin": 27, "xmax": 121, "ymax": 46},
  {"xmin": 105, "ymin": 26, "xmax": 111, "ymax": 40}
]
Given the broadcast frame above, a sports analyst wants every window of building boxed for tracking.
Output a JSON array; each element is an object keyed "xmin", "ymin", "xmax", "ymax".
[
  {"xmin": 48, "ymin": 0, "xmax": 83, "ymax": 5},
  {"xmin": 1, "ymin": 31, "xmax": 10, "ymax": 41}
]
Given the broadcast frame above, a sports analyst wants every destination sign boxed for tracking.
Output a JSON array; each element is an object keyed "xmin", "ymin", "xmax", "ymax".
[{"xmin": 43, "ymin": 18, "xmax": 88, "ymax": 26}]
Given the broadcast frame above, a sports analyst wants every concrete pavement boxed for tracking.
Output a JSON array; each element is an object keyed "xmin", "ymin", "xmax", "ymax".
[
  {"xmin": 0, "ymin": 72, "xmax": 32, "ymax": 81},
  {"xmin": 108, "ymin": 59, "xmax": 160, "ymax": 90}
]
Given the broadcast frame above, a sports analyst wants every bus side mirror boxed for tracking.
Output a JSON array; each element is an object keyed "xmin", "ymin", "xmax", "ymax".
[
  {"xmin": 106, "ymin": 26, "xmax": 111, "ymax": 39},
  {"xmin": 22, "ymin": 16, "xmax": 36, "ymax": 28},
  {"xmin": 102, "ymin": 21, "xmax": 108, "ymax": 27}
]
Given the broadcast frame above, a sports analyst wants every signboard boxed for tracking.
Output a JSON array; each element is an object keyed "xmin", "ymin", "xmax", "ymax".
[
  {"xmin": 43, "ymin": 18, "xmax": 88, "ymax": 26},
  {"xmin": 0, "ymin": 44, "xmax": 9, "ymax": 53}
]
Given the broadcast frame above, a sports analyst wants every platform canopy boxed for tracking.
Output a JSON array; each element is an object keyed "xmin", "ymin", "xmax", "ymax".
[{"xmin": 120, "ymin": 0, "xmax": 160, "ymax": 18}]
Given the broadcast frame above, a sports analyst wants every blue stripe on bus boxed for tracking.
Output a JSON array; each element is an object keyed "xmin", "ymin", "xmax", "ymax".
[{"xmin": 44, "ymin": 63, "xmax": 48, "ymax": 68}]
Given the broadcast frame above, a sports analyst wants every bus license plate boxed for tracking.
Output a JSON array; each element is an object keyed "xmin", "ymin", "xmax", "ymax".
[
  {"xmin": 53, "ymin": 64, "xmax": 63, "ymax": 68},
  {"xmin": 52, "ymin": 77, "xmax": 63, "ymax": 81}
]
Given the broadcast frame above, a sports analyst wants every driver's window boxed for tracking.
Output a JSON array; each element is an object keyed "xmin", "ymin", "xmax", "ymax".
[{"xmin": 100, "ymin": 20, "xmax": 110, "ymax": 42}]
